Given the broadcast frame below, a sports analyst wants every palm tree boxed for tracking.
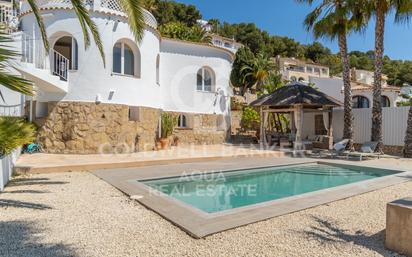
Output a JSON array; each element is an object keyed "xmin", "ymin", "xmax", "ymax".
[
  {"xmin": 357, "ymin": 0, "xmax": 412, "ymax": 153},
  {"xmin": 1, "ymin": 0, "xmax": 145, "ymax": 96},
  {"xmin": 240, "ymin": 53, "xmax": 275, "ymax": 93},
  {"xmin": 297, "ymin": 0, "xmax": 365, "ymax": 151},
  {"xmin": 404, "ymin": 98, "xmax": 412, "ymax": 157}
]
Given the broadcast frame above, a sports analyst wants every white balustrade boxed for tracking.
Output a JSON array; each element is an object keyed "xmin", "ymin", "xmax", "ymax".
[
  {"xmin": 19, "ymin": 0, "xmax": 158, "ymax": 28},
  {"xmin": 52, "ymin": 49, "xmax": 69, "ymax": 81},
  {"xmin": 0, "ymin": 104, "xmax": 23, "ymax": 117}
]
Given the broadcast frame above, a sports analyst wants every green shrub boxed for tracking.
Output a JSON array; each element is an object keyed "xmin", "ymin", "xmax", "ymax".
[
  {"xmin": 160, "ymin": 113, "xmax": 177, "ymax": 139},
  {"xmin": 241, "ymin": 107, "xmax": 260, "ymax": 130},
  {"xmin": 0, "ymin": 117, "xmax": 36, "ymax": 156}
]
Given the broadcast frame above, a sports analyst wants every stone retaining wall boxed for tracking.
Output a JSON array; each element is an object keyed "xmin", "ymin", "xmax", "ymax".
[
  {"xmin": 35, "ymin": 102, "xmax": 227, "ymax": 154},
  {"xmin": 353, "ymin": 143, "xmax": 403, "ymax": 156}
]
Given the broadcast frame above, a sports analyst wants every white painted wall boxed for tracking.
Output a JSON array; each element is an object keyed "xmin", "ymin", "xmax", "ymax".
[
  {"xmin": 160, "ymin": 39, "xmax": 232, "ymax": 115},
  {"xmin": 0, "ymin": 148, "xmax": 20, "ymax": 191},
  {"xmin": 18, "ymin": 10, "xmax": 233, "ymax": 117},
  {"xmin": 302, "ymin": 107, "xmax": 409, "ymax": 146},
  {"xmin": 310, "ymin": 77, "xmax": 398, "ymax": 108},
  {"xmin": 0, "ymin": 85, "xmax": 24, "ymax": 117}
]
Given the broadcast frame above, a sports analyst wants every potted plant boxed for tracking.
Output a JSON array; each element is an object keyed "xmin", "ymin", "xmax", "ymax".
[{"xmin": 159, "ymin": 113, "xmax": 176, "ymax": 150}]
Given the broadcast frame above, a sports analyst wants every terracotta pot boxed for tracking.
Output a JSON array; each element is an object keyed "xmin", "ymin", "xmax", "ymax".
[{"xmin": 159, "ymin": 138, "xmax": 169, "ymax": 150}]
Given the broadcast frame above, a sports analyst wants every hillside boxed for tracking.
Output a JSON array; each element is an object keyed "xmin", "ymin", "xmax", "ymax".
[{"xmin": 143, "ymin": 0, "xmax": 412, "ymax": 87}]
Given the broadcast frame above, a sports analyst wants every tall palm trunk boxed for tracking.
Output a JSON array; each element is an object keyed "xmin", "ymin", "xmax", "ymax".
[
  {"xmin": 338, "ymin": 32, "xmax": 354, "ymax": 151},
  {"xmin": 371, "ymin": 6, "xmax": 385, "ymax": 153},
  {"xmin": 404, "ymin": 99, "xmax": 412, "ymax": 157}
]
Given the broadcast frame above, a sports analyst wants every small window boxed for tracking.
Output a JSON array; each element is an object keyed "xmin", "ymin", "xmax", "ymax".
[
  {"xmin": 314, "ymin": 67, "xmax": 320, "ymax": 73},
  {"xmin": 382, "ymin": 96, "xmax": 390, "ymax": 107},
  {"xmin": 178, "ymin": 114, "xmax": 187, "ymax": 128},
  {"xmin": 129, "ymin": 106, "xmax": 140, "ymax": 121},
  {"xmin": 290, "ymin": 76, "xmax": 297, "ymax": 82},
  {"xmin": 353, "ymin": 96, "xmax": 370, "ymax": 109},
  {"xmin": 197, "ymin": 67, "xmax": 214, "ymax": 92},
  {"xmin": 322, "ymin": 68, "xmax": 328, "ymax": 74},
  {"xmin": 306, "ymin": 66, "xmax": 313, "ymax": 73},
  {"xmin": 298, "ymin": 77, "xmax": 305, "ymax": 82}
]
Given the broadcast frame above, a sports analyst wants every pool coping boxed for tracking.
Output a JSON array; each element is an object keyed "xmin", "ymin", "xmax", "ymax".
[{"xmin": 93, "ymin": 158, "xmax": 412, "ymax": 238}]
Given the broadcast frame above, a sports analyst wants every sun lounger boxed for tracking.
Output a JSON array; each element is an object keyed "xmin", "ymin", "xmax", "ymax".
[
  {"xmin": 317, "ymin": 139, "xmax": 349, "ymax": 158},
  {"xmin": 346, "ymin": 142, "xmax": 381, "ymax": 161}
]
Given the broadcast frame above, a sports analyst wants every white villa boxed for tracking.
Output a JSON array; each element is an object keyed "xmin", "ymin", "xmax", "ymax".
[
  {"xmin": 0, "ymin": 0, "xmax": 235, "ymax": 153},
  {"xmin": 310, "ymin": 69, "xmax": 400, "ymax": 109},
  {"xmin": 276, "ymin": 57, "xmax": 330, "ymax": 83}
]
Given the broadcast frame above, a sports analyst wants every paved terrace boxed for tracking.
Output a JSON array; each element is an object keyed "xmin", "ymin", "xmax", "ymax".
[
  {"xmin": 1, "ymin": 157, "xmax": 412, "ymax": 256},
  {"xmin": 15, "ymin": 144, "xmax": 291, "ymax": 173}
]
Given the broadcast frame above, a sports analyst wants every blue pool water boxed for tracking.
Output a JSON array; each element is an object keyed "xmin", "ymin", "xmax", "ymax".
[{"xmin": 142, "ymin": 163, "xmax": 398, "ymax": 213}]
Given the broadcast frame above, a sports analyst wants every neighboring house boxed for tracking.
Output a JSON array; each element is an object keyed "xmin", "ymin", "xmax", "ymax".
[
  {"xmin": 276, "ymin": 57, "xmax": 330, "ymax": 83},
  {"xmin": 309, "ymin": 68, "xmax": 400, "ymax": 109},
  {"xmin": 3, "ymin": 0, "xmax": 234, "ymax": 154},
  {"xmin": 209, "ymin": 34, "xmax": 243, "ymax": 54},
  {"xmin": 197, "ymin": 20, "xmax": 243, "ymax": 54}
]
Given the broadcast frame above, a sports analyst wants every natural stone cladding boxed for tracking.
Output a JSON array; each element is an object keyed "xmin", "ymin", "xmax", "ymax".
[
  {"xmin": 168, "ymin": 111, "xmax": 227, "ymax": 145},
  {"xmin": 35, "ymin": 102, "xmax": 227, "ymax": 154}
]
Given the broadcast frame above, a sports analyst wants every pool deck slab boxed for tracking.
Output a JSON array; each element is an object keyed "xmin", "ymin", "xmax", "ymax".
[
  {"xmin": 93, "ymin": 157, "xmax": 412, "ymax": 238},
  {"xmin": 15, "ymin": 144, "xmax": 291, "ymax": 174}
]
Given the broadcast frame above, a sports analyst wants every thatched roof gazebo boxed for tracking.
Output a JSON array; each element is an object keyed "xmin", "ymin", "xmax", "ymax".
[{"xmin": 250, "ymin": 82, "xmax": 342, "ymax": 150}]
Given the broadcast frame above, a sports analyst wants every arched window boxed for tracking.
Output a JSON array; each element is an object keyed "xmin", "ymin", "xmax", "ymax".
[
  {"xmin": 290, "ymin": 76, "xmax": 297, "ymax": 82},
  {"xmin": 353, "ymin": 95, "xmax": 370, "ymax": 109},
  {"xmin": 113, "ymin": 40, "xmax": 140, "ymax": 77},
  {"xmin": 298, "ymin": 77, "xmax": 305, "ymax": 82},
  {"xmin": 156, "ymin": 54, "xmax": 160, "ymax": 85},
  {"xmin": 382, "ymin": 95, "xmax": 390, "ymax": 107},
  {"xmin": 53, "ymin": 36, "xmax": 78, "ymax": 70},
  {"xmin": 178, "ymin": 114, "xmax": 187, "ymax": 128},
  {"xmin": 197, "ymin": 67, "xmax": 214, "ymax": 92}
]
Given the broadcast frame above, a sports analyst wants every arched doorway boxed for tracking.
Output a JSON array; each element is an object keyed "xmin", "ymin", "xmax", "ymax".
[{"xmin": 53, "ymin": 36, "xmax": 78, "ymax": 80}]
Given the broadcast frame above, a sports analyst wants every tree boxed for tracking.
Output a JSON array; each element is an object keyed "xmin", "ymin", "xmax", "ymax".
[
  {"xmin": 304, "ymin": 42, "xmax": 331, "ymax": 62},
  {"xmin": 240, "ymin": 53, "xmax": 275, "ymax": 93},
  {"xmin": 230, "ymin": 47, "xmax": 256, "ymax": 95},
  {"xmin": 298, "ymin": 0, "xmax": 366, "ymax": 151},
  {"xmin": 159, "ymin": 22, "xmax": 210, "ymax": 43},
  {"xmin": 358, "ymin": 0, "xmax": 412, "ymax": 152},
  {"xmin": 150, "ymin": 0, "xmax": 202, "ymax": 27}
]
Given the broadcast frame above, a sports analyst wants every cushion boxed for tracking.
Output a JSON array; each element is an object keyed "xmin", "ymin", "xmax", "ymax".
[
  {"xmin": 361, "ymin": 146, "xmax": 373, "ymax": 153},
  {"xmin": 334, "ymin": 139, "xmax": 349, "ymax": 151}
]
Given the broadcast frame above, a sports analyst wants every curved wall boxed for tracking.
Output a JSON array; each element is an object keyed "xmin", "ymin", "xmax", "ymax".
[{"xmin": 19, "ymin": 9, "xmax": 233, "ymax": 115}]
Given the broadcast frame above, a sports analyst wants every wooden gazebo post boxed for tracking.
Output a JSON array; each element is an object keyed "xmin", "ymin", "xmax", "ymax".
[
  {"xmin": 294, "ymin": 104, "xmax": 304, "ymax": 150},
  {"xmin": 327, "ymin": 107, "xmax": 334, "ymax": 150}
]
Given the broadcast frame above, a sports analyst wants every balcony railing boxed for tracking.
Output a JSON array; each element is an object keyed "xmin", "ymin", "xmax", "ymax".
[
  {"xmin": 19, "ymin": 0, "xmax": 158, "ymax": 28},
  {"xmin": 52, "ymin": 49, "xmax": 69, "ymax": 81},
  {"xmin": 0, "ymin": 104, "xmax": 23, "ymax": 117}
]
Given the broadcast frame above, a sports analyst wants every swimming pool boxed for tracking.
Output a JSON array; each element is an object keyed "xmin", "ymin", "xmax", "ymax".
[{"xmin": 142, "ymin": 163, "xmax": 399, "ymax": 213}]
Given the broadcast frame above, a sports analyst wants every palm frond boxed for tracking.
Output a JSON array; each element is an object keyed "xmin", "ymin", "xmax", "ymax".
[
  {"xmin": 0, "ymin": 31, "xmax": 33, "ymax": 96},
  {"xmin": 120, "ymin": 0, "xmax": 145, "ymax": 43},
  {"xmin": 70, "ymin": 0, "xmax": 106, "ymax": 67},
  {"xmin": 27, "ymin": 0, "xmax": 49, "ymax": 52},
  {"xmin": 0, "ymin": 69, "xmax": 33, "ymax": 96}
]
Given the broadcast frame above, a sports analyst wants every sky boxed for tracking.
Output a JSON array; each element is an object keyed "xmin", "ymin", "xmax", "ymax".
[{"xmin": 176, "ymin": 0, "xmax": 412, "ymax": 60}]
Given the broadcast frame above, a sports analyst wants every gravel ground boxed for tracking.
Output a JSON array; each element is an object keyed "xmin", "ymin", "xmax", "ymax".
[{"xmin": 0, "ymin": 171, "xmax": 411, "ymax": 257}]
